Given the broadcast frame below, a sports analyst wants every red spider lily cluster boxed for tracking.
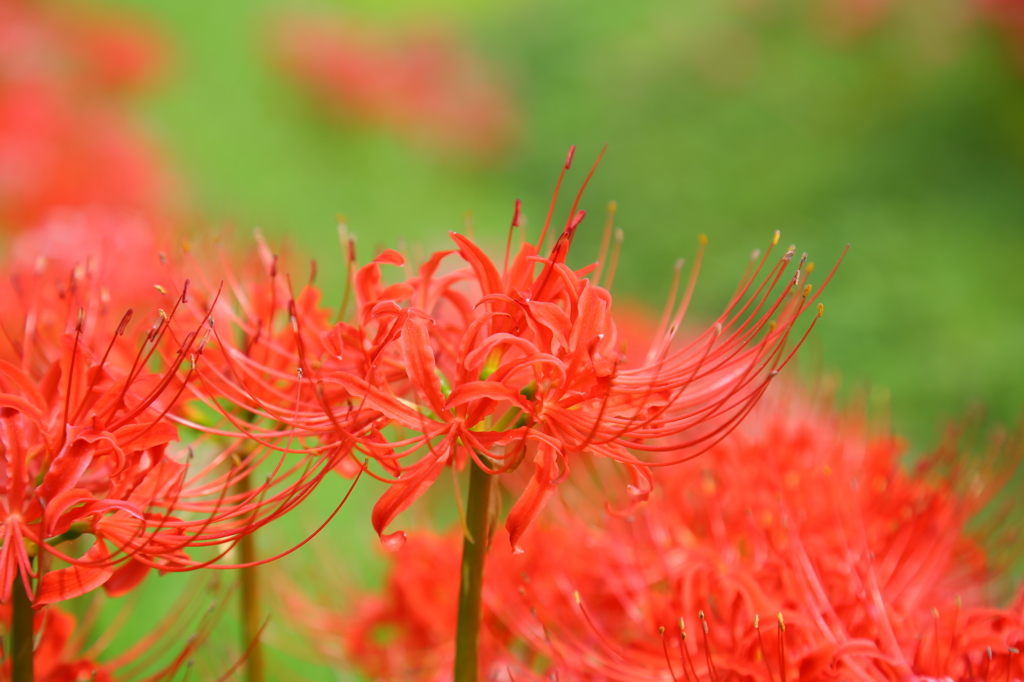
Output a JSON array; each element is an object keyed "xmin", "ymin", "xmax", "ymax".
[
  {"xmin": 286, "ymin": 388, "xmax": 1024, "ymax": 681},
  {"xmin": 0, "ymin": 0, "xmax": 171, "ymax": 232},
  {"xmin": 272, "ymin": 14, "xmax": 517, "ymax": 157}
]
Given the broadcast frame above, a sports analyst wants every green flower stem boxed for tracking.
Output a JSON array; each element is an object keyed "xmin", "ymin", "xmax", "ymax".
[
  {"xmin": 236, "ymin": 469, "xmax": 266, "ymax": 682},
  {"xmin": 12, "ymin": 571, "xmax": 34, "ymax": 682},
  {"xmin": 453, "ymin": 456, "xmax": 494, "ymax": 682}
]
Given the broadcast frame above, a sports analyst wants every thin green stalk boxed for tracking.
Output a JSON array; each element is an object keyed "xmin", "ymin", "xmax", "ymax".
[
  {"xmin": 453, "ymin": 457, "xmax": 494, "ymax": 682},
  {"xmin": 11, "ymin": 571, "xmax": 34, "ymax": 682},
  {"xmin": 236, "ymin": 471, "xmax": 265, "ymax": 682}
]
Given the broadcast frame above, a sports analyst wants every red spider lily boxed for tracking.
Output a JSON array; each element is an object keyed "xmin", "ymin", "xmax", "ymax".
[
  {"xmin": 0, "ymin": 235, "xmax": 345, "ymax": 607},
  {"xmin": 272, "ymin": 15, "xmax": 516, "ymax": 157},
  {"xmin": 338, "ymin": 151, "xmax": 838, "ymax": 551},
  {"xmin": 0, "ymin": 0, "xmax": 171, "ymax": 231},
  {"xmin": 299, "ymin": 388, "xmax": 1023, "ymax": 681},
  {"xmin": 0, "ymin": 252, "xmax": 205, "ymax": 605},
  {"xmin": 187, "ymin": 150, "xmax": 841, "ymax": 554}
]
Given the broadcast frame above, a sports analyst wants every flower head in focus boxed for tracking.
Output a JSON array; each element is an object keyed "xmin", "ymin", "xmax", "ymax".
[{"xmin": 196, "ymin": 149, "xmax": 841, "ymax": 554}]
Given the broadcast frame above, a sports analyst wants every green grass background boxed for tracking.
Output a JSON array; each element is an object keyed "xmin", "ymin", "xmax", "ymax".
[{"xmin": 54, "ymin": 0, "xmax": 1024, "ymax": 678}]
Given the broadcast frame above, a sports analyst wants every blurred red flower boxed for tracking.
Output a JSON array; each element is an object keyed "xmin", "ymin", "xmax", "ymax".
[
  {"xmin": 0, "ymin": 1, "xmax": 172, "ymax": 232},
  {"xmin": 273, "ymin": 15, "xmax": 517, "ymax": 158},
  {"xmin": 291, "ymin": 388, "xmax": 1023, "ymax": 681}
]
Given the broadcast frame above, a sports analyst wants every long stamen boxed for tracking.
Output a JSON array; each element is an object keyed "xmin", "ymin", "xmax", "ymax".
[
  {"xmin": 699, "ymin": 610, "xmax": 718, "ymax": 682},
  {"xmin": 660, "ymin": 627, "xmax": 683, "ymax": 682},
  {"xmin": 755, "ymin": 614, "xmax": 777, "ymax": 682},
  {"xmin": 503, "ymin": 199, "xmax": 522, "ymax": 282},
  {"xmin": 679, "ymin": 618, "xmax": 700, "ymax": 682},
  {"xmin": 778, "ymin": 613, "xmax": 787, "ymax": 682},
  {"xmin": 537, "ymin": 145, "xmax": 575, "ymax": 251}
]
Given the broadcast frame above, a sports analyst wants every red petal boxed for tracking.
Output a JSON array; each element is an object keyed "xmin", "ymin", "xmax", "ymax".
[
  {"xmin": 446, "ymin": 382, "xmax": 529, "ymax": 411},
  {"xmin": 400, "ymin": 316, "xmax": 447, "ymax": 418},
  {"xmin": 43, "ymin": 488, "xmax": 95, "ymax": 535},
  {"xmin": 505, "ymin": 446, "xmax": 558, "ymax": 554},
  {"xmin": 38, "ymin": 438, "xmax": 93, "ymax": 503},
  {"xmin": 104, "ymin": 559, "xmax": 150, "ymax": 598},
  {"xmin": 450, "ymin": 232, "xmax": 503, "ymax": 296},
  {"xmin": 111, "ymin": 421, "xmax": 180, "ymax": 451},
  {"xmin": 568, "ymin": 283, "xmax": 611, "ymax": 355},
  {"xmin": 36, "ymin": 548, "xmax": 113, "ymax": 605},
  {"xmin": 373, "ymin": 248, "xmax": 405, "ymax": 266},
  {"xmin": 371, "ymin": 449, "xmax": 450, "ymax": 551}
]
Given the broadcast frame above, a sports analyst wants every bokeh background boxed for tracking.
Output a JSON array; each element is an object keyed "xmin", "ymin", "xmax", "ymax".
[{"xmin": 5, "ymin": 0, "xmax": 1024, "ymax": 678}]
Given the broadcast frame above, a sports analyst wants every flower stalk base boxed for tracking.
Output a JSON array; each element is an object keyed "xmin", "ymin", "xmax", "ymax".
[
  {"xmin": 237, "ymin": 471, "xmax": 266, "ymax": 682},
  {"xmin": 453, "ymin": 458, "xmax": 494, "ymax": 682},
  {"xmin": 12, "ymin": 572, "xmax": 34, "ymax": 682}
]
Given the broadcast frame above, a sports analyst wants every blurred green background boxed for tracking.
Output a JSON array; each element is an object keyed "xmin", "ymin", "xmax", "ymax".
[{"xmin": 56, "ymin": 0, "xmax": 1024, "ymax": 677}]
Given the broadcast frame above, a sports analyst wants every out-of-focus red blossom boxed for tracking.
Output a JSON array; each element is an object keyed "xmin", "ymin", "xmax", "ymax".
[
  {"xmin": 273, "ymin": 15, "xmax": 517, "ymax": 157},
  {"xmin": 819, "ymin": 0, "xmax": 1024, "ymax": 60},
  {"xmin": 979, "ymin": 0, "xmax": 1024, "ymax": 53},
  {"xmin": 56, "ymin": 7, "xmax": 169, "ymax": 92},
  {"xmin": 10, "ymin": 210, "xmax": 173, "ymax": 299},
  {"xmin": 193, "ymin": 151, "xmax": 841, "ymax": 554},
  {"xmin": 0, "ymin": 0, "xmax": 171, "ymax": 231},
  {"xmin": 291, "ymin": 389, "xmax": 1023, "ymax": 681}
]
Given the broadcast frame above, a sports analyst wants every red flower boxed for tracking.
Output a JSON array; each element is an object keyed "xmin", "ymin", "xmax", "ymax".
[
  {"xmin": 0, "ymin": 235, "xmax": 316, "ymax": 606},
  {"xmin": 197, "ymin": 150, "xmax": 839, "ymax": 553},
  {"xmin": 0, "ymin": 1, "xmax": 172, "ymax": 231},
  {"xmin": 297, "ymin": 388, "xmax": 1023, "ymax": 681},
  {"xmin": 272, "ymin": 15, "xmax": 517, "ymax": 157}
]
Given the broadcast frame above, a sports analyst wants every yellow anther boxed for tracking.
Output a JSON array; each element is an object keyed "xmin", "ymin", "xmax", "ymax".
[
  {"xmin": 607, "ymin": 200, "xmax": 618, "ymax": 214},
  {"xmin": 154, "ymin": 284, "xmax": 167, "ymax": 295},
  {"xmin": 817, "ymin": 303, "xmax": 824, "ymax": 317},
  {"xmin": 777, "ymin": 613, "xmax": 785, "ymax": 631},
  {"xmin": 698, "ymin": 233, "xmax": 708, "ymax": 247},
  {"xmin": 772, "ymin": 230, "xmax": 780, "ymax": 246},
  {"xmin": 803, "ymin": 284, "xmax": 812, "ymax": 297},
  {"xmin": 805, "ymin": 262, "xmax": 815, "ymax": 275},
  {"xmin": 574, "ymin": 591, "xmax": 581, "ymax": 605},
  {"xmin": 754, "ymin": 614, "xmax": 760, "ymax": 629}
]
